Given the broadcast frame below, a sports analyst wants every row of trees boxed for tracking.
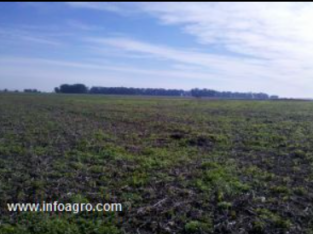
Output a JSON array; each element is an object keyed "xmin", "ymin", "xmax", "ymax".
[
  {"xmin": 54, "ymin": 84, "xmax": 279, "ymax": 99},
  {"xmin": 0, "ymin": 89, "xmax": 40, "ymax": 93},
  {"xmin": 190, "ymin": 88, "xmax": 278, "ymax": 99},
  {"xmin": 54, "ymin": 84, "xmax": 88, "ymax": 94},
  {"xmin": 0, "ymin": 89, "xmax": 18, "ymax": 93},
  {"xmin": 23, "ymin": 89, "xmax": 40, "ymax": 93},
  {"xmin": 90, "ymin": 87, "xmax": 185, "ymax": 96}
]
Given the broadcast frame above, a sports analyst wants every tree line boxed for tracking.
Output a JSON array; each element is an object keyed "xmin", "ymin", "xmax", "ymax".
[
  {"xmin": 0, "ymin": 89, "xmax": 40, "ymax": 93},
  {"xmin": 53, "ymin": 84, "xmax": 279, "ymax": 99}
]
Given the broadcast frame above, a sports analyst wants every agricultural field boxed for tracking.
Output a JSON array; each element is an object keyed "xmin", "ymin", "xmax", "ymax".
[{"xmin": 1, "ymin": 93, "xmax": 313, "ymax": 234}]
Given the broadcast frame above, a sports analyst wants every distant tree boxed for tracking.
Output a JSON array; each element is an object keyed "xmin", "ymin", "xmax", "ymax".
[
  {"xmin": 191, "ymin": 88, "xmax": 217, "ymax": 98},
  {"xmin": 56, "ymin": 84, "xmax": 88, "ymax": 94},
  {"xmin": 54, "ymin": 87, "xmax": 60, "ymax": 93},
  {"xmin": 270, "ymin": 95, "xmax": 279, "ymax": 100},
  {"xmin": 190, "ymin": 88, "xmax": 201, "ymax": 98},
  {"xmin": 24, "ymin": 89, "xmax": 40, "ymax": 93}
]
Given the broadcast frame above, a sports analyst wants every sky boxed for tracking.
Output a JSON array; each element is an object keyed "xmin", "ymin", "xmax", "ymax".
[{"xmin": 1, "ymin": 2, "xmax": 313, "ymax": 97}]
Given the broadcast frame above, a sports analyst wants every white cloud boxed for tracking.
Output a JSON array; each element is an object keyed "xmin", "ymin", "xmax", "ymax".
[
  {"xmin": 0, "ymin": 28, "xmax": 62, "ymax": 46},
  {"xmin": 138, "ymin": 3, "xmax": 313, "ymax": 61},
  {"xmin": 0, "ymin": 56, "xmax": 230, "ymax": 82},
  {"xmin": 65, "ymin": 2, "xmax": 313, "ymax": 97},
  {"xmin": 1, "ymin": 55, "xmax": 309, "ymax": 97},
  {"xmin": 66, "ymin": 2, "xmax": 138, "ymax": 15},
  {"xmin": 3, "ymin": 2, "xmax": 313, "ymax": 97},
  {"xmin": 0, "ymin": 56, "xmax": 236, "ymax": 93},
  {"xmin": 67, "ymin": 20, "xmax": 104, "ymax": 31},
  {"xmin": 87, "ymin": 37, "xmax": 263, "ymax": 70},
  {"xmin": 86, "ymin": 37, "xmax": 302, "ymax": 85}
]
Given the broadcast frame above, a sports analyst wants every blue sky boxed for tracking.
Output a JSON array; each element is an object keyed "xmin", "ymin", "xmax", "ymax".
[{"xmin": 1, "ymin": 2, "xmax": 313, "ymax": 97}]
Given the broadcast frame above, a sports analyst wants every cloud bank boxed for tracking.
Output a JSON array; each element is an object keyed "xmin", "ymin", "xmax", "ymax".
[{"xmin": 2, "ymin": 2, "xmax": 313, "ymax": 97}]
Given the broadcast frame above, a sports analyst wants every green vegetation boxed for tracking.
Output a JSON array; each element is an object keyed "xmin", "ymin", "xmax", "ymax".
[{"xmin": 0, "ymin": 93, "xmax": 313, "ymax": 233}]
